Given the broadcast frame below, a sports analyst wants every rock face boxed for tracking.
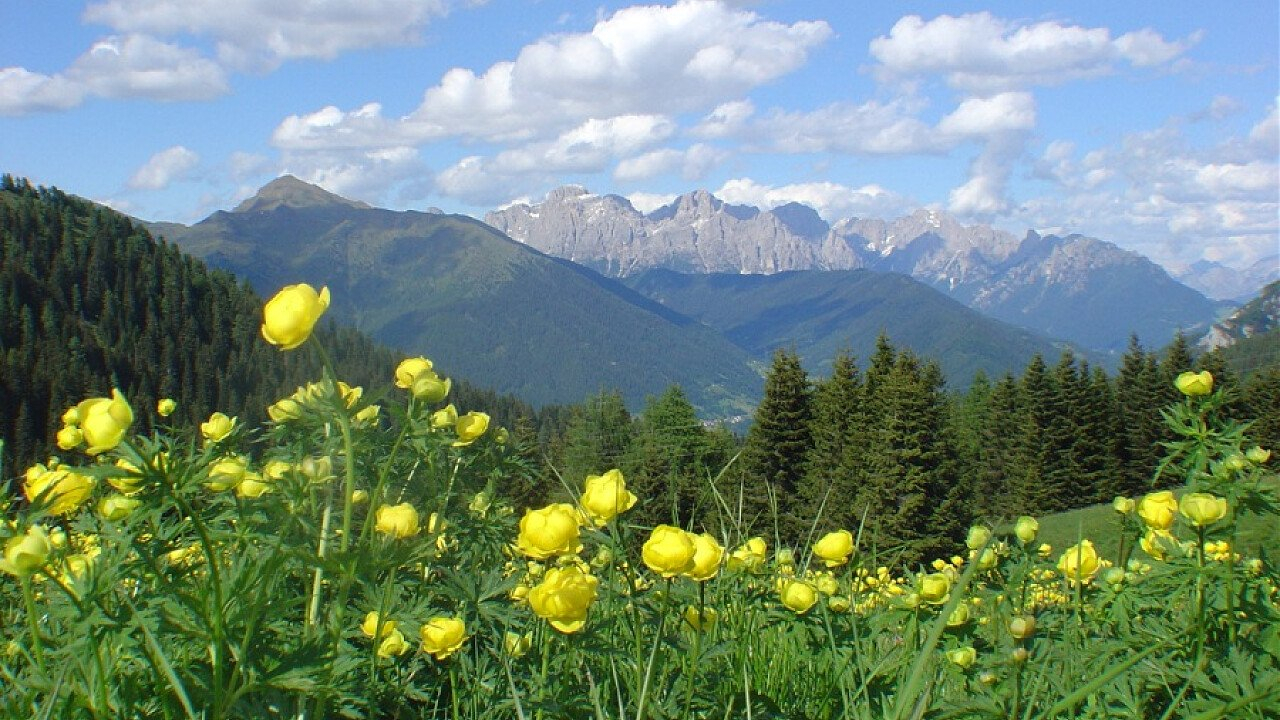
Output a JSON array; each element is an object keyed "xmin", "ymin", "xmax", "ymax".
[
  {"xmin": 1174, "ymin": 257, "xmax": 1280, "ymax": 302},
  {"xmin": 487, "ymin": 187, "xmax": 1221, "ymax": 351},
  {"xmin": 1198, "ymin": 281, "xmax": 1280, "ymax": 351}
]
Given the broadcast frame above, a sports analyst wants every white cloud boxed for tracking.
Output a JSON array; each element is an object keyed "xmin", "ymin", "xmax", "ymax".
[
  {"xmin": 614, "ymin": 143, "xmax": 727, "ymax": 182},
  {"xmin": 67, "ymin": 34, "xmax": 228, "ymax": 100},
  {"xmin": 714, "ymin": 177, "xmax": 917, "ymax": 221},
  {"xmin": 870, "ymin": 12, "xmax": 1196, "ymax": 92},
  {"xmin": 690, "ymin": 100, "xmax": 755, "ymax": 139},
  {"xmin": 128, "ymin": 146, "xmax": 201, "ymax": 189},
  {"xmin": 627, "ymin": 192, "xmax": 679, "ymax": 214},
  {"xmin": 273, "ymin": 1, "xmax": 831, "ymax": 150},
  {"xmin": 746, "ymin": 99, "xmax": 940, "ymax": 155},
  {"xmin": 83, "ymin": 0, "xmax": 450, "ymax": 70},
  {"xmin": 0, "ymin": 68, "xmax": 85, "ymax": 115},
  {"xmin": 936, "ymin": 92, "xmax": 1035, "ymax": 137},
  {"xmin": 283, "ymin": 145, "xmax": 426, "ymax": 204}
]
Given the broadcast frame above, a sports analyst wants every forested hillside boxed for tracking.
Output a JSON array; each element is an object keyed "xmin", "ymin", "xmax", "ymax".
[{"xmin": 0, "ymin": 176, "xmax": 559, "ymax": 475}]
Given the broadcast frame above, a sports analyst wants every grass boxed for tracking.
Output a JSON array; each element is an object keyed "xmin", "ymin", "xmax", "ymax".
[{"xmin": 1034, "ymin": 476, "xmax": 1280, "ymax": 561}]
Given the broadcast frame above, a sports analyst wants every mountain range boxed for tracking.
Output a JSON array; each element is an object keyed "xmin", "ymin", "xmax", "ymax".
[
  {"xmin": 145, "ymin": 176, "xmax": 1092, "ymax": 417},
  {"xmin": 486, "ymin": 186, "xmax": 1226, "ymax": 352}
]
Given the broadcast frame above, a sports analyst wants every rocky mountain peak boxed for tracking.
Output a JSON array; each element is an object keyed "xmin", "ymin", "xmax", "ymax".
[{"xmin": 234, "ymin": 175, "xmax": 370, "ymax": 213}]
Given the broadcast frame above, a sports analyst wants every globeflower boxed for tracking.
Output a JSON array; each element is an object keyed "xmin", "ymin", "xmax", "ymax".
[
  {"xmin": 56, "ymin": 426, "xmax": 83, "ymax": 451},
  {"xmin": 779, "ymin": 580, "xmax": 818, "ymax": 614},
  {"xmin": 205, "ymin": 456, "xmax": 248, "ymax": 492},
  {"xmin": 579, "ymin": 469, "xmax": 637, "ymax": 526},
  {"xmin": 452, "ymin": 412, "xmax": 489, "ymax": 447},
  {"xmin": 261, "ymin": 283, "xmax": 330, "ymax": 350},
  {"xmin": 966, "ymin": 525, "xmax": 992, "ymax": 551},
  {"xmin": 685, "ymin": 533, "xmax": 724, "ymax": 582},
  {"xmin": 947, "ymin": 647, "xmax": 977, "ymax": 670},
  {"xmin": 24, "ymin": 467, "xmax": 95, "ymax": 515},
  {"xmin": 156, "ymin": 398, "xmax": 176, "ymax": 417},
  {"xmin": 642, "ymin": 525, "xmax": 696, "ymax": 578},
  {"xmin": 1113, "ymin": 496, "xmax": 1135, "ymax": 514},
  {"xmin": 1057, "ymin": 540, "xmax": 1101, "ymax": 585},
  {"xmin": 528, "ymin": 565, "xmax": 598, "ymax": 633},
  {"xmin": 1014, "ymin": 516, "xmax": 1039, "ymax": 545},
  {"xmin": 361, "ymin": 611, "xmax": 397, "ymax": 639},
  {"xmin": 1179, "ymin": 492, "xmax": 1228, "ymax": 527},
  {"xmin": 98, "ymin": 494, "xmax": 141, "ymax": 521},
  {"xmin": 201, "ymin": 412, "xmax": 237, "ymax": 443},
  {"xmin": 377, "ymin": 629, "xmax": 410, "ymax": 658},
  {"xmin": 1137, "ymin": 491, "xmax": 1177, "ymax": 531},
  {"xmin": 1174, "ymin": 370, "xmax": 1213, "ymax": 396},
  {"xmin": 419, "ymin": 617, "xmax": 467, "ymax": 660},
  {"xmin": 1140, "ymin": 529, "xmax": 1176, "ymax": 560},
  {"xmin": 812, "ymin": 529, "xmax": 854, "ymax": 568},
  {"xmin": 395, "ymin": 356, "xmax": 434, "ymax": 389},
  {"xmin": 0, "ymin": 525, "xmax": 52, "ymax": 577},
  {"xmin": 727, "ymin": 537, "xmax": 767, "ymax": 573},
  {"xmin": 78, "ymin": 389, "xmax": 134, "ymax": 455},
  {"xmin": 375, "ymin": 503, "xmax": 420, "ymax": 539},
  {"xmin": 918, "ymin": 572, "xmax": 951, "ymax": 605},
  {"xmin": 515, "ymin": 503, "xmax": 582, "ymax": 559},
  {"xmin": 411, "ymin": 374, "xmax": 451, "ymax": 403},
  {"xmin": 431, "ymin": 404, "xmax": 458, "ymax": 429}
]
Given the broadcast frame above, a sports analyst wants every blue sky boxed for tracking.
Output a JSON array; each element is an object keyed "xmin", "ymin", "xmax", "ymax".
[{"xmin": 2, "ymin": 1, "xmax": 1276, "ymax": 273}]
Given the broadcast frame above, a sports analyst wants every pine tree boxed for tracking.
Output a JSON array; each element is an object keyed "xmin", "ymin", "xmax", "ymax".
[
  {"xmin": 630, "ymin": 385, "xmax": 713, "ymax": 529},
  {"xmin": 796, "ymin": 350, "xmax": 863, "ymax": 533},
  {"xmin": 741, "ymin": 348, "xmax": 812, "ymax": 543}
]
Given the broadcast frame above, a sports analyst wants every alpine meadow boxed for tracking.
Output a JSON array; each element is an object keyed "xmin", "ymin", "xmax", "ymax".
[{"xmin": 3, "ymin": 2, "xmax": 1279, "ymax": 718}]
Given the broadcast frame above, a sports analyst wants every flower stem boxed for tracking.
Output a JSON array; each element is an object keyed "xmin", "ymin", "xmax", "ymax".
[{"xmin": 20, "ymin": 575, "xmax": 46, "ymax": 673}]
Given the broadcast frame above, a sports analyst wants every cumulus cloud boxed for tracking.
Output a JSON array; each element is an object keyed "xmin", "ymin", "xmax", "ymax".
[
  {"xmin": 0, "ymin": 34, "xmax": 226, "ymax": 114},
  {"xmin": 283, "ymin": 145, "xmax": 426, "ymax": 204},
  {"xmin": 745, "ymin": 99, "xmax": 940, "ymax": 155},
  {"xmin": 1016, "ymin": 106, "xmax": 1278, "ymax": 269},
  {"xmin": 128, "ymin": 146, "xmax": 201, "ymax": 190},
  {"xmin": 272, "ymin": 0, "xmax": 831, "ymax": 151},
  {"xmin": 870, "ymin": 12, "xmax": 1197, "ymax": 93},
  {"xmin": 614, "ymin": 144, "xmax": 727, "ymax": 182},
  {"xmin": 627, "ymin": 192, "xmax": 679, "ymax": 214},
  {"xmin": 714, "ymin": 177, "xmax": 917, "ymax": 221},
  {"xmin": 83, "ymin": 0, "xmax": 450, "ymax": 70}
]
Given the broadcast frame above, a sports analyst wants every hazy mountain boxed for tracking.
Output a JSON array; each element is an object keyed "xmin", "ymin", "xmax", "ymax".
[
  {"xmin": 488, "ymin": 187, "xmax": 1221, "ymax": 352},
  {"xmin": 625, "ymin": 268, "xmax": 1071, "ymax": 383},
  {"xmin": 150, "ymin": 177, "xmax": 762, "ymax": 416},
  {"xmin": 1198, "ymin": 280, "xmax": 1280, "ymax": 351},
  {"xmin": 1174, "ymin": 257, "xmax": 1280, "ymax": 302}
]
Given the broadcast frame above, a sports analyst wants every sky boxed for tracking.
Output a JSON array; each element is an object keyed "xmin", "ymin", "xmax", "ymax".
[{"xmin": 2, "ymin": 0, "xmax": 1277, "ymax": 273}]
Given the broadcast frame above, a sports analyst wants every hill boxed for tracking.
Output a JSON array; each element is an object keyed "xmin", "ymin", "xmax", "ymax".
[
  {"xmin": 624, "ymin": 268, "xmax": 1070, "ymax": 383},
  {"xmin": 0, "ymin": 175, "xmax": 551, "ymax": 473},
  {"xmin": 151, "ymin": 176, "xmax": 762, "ymax": 416}
]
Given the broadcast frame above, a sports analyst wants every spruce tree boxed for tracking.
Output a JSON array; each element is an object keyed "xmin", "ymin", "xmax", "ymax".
[
  {"xmin": 797, "ymin": 350, "xmax": 864, "ymax": 533},
  {"xmin": 742, "ymin": 348, "xmax": 812, "ymax": 543}
]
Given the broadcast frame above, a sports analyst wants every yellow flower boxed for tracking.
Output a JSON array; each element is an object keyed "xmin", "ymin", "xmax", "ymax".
[
  {"xmin": 24, "ymin": 467, "xmax": 95, "ymax": 515},
  {"xmin": 375, "ymin": 503, "xmax": 420, "ymax": 539},
  {"xmin": 261, "ymin": 283, "xmax": 330, "ymax": 350},
  {"xmin": 1140, "ymin": 529, "xmax": 1176, "ymax": 560},
  {"xmin": 61, "ymin": 406, "xmax": 81, "ymax": 426},
  {"xmin": 361, "ymin": 611, "xmax": 397, "ymax": 639},
  {"xmin": 431, "ymin": 404, "xmax": 458, "ymax": 429},
  {"xmin": 98, "ymin": 494, "xmax": 141, "ymax": 521},
  {"xmin": 235, "ymin": 473, "xmax": 270, "ymax": 499},
  {"xmin": 419, "ymin": 617, "xmax": 467, "ymax": 660},
  {"xmin": 503, "ymin": 631, "xmax": 532, "ymax": 657},
  {"xmin": 683, "ymin": 606, "xmax": 718, "ymax": 631},
  {"xmin": 1137, "ymin": 491, "xmax": 1177, "ymax": 531},
  {"xmin": 156, "ymin": 398, "xmax": 177, "ymax": 417},
  {"xmin": 947, "ymin": 647, "xmax": 977, "ymax": 669},
  {"xmin": 918, "ymin": 573, "xmax": 951, "ymax": 605},
  {"xmin": 779, "ymin": 580, "xmax": 818, "ymax": 614},
  {"xmin": 56, "ymin": 426, "xmax": 83, "ymax": 451},
  {"xmin": 453, "ymin": 412, "xmax": 489, "ymax": 446},
  {"xmin": 0, "ymin": 525, "xmax": 52, "ymax": 576},
  {"xmin": 395, "ymin": 356, "xmax": 434, "ymax": 389},
  {"xmin": 411, "ymin": 374, "xmax": 451, "ymax": 403},
  {"xmin": 1113, "ymin": 496, "xmax": 1135, "ymax": 514},
  {"xmin": 642, "ymin": 525, "xmax": 696, "ymax": 578},
  {"xmin": 966, "ymin": 525, "xmax": 992, "ymax": 550},
  {"xmin": 1174, "ymin": 370, "xmax": 1213, "ymax": 396},
  {"xmin": 78, "ymin": 389, "xmax": 134, "ymax": 455},
  {"xmin": 1008, "ymin": 616, "xmax": 1036, "ymax": 640},
  {"xmin": 353, "ymin": 405, "xmax": 380, "ymax": 427},
  {"xmin": 1179, "ymin": 492, "xmax": 1228, "ymax": 527},
  {"xmin": 1057, "ymin": 540, "xmax": 1101, "ymax": 585},
  {"xmin": 377, "ymin": 628, "xmax": 410, "ymax": 658},
  {"xmin": 299, "ymin": 456, "xmax": 334, "ymax": 484},
  {"xmin": 201, "ymin": 412, "xmax": 237, "ymax": 443},
  {"xmin": 1246, "ymin": 446, "xmax": 1271, "ymax": 464},
  {"xmin": 946, "ymin": 605, "xmax": 970, "ymax": 627},
  {"xmin": 528, "ymin": 565, "xmax": 599, "ymax": 633},
  {"xmin": 205, "ymin": 456, "xmax": 248, "ymax": 492},
  {"xmin": 579, "ymin": 469, "xmax": 637, "ymax": 526},
  {"xmin": 685, "ymin": 533, "xmax": 724, "ymax": 582},
  {"xmin": 515, "ymin": 503, "xmax": 582, "ymax": 559},
  {"xmin": 812, "ymin": 530, "xmax": 854, "ymax": 568},
  {"xmin": 727, "ymin": 537, "xmax": 767, "ymax": 573},
  {"xmin": 814, "ymin": 571, "xmax": 839, "ymax": 595},
  {"xmin": 267, "ymin": 398, "xmax": 303, "ymax": 423},
  {"xmin": 1014, "ymin": 516, "xmax": 1039, "ymax": 545}
]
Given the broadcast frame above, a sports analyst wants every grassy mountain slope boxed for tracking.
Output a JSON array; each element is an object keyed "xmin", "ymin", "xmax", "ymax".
[
  {"xmin": 625, "ymin": 267, "xmax": 1071, "ymax": 384},
  {"xmin": 155, "ymin": 178, "xmax": 761, "ymax": 416}
]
